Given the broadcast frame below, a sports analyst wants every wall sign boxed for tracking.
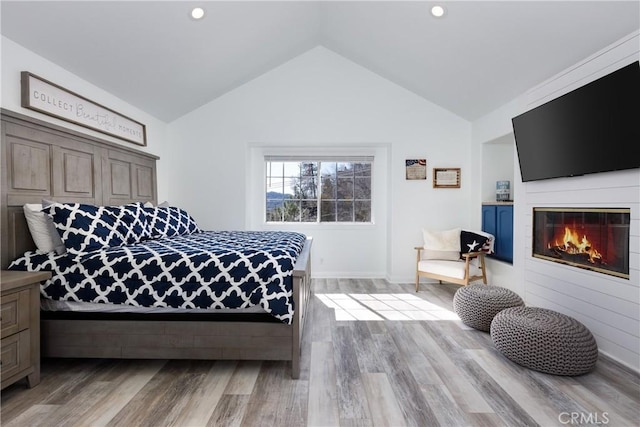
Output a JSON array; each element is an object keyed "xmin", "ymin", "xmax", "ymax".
[
  {"xmin": 433, "ymin": 167, "xmax": 461, "ymax": 188},
  {"xmin": 21, "ymin": 71, "xmax": 147, "ymax": 146},
  {"xmin": 405, "ymin": 159, "xmax": 427, "ymax": 180}
]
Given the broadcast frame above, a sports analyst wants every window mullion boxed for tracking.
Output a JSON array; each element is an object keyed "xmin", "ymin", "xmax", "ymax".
[
  {"xmin": 265, "ymin": 158, "xmax": 371, "ymax": 224},
  {"xmin": 352, "ymin": 173, "xmax": 355, "ymax": 222},
  {"xmin": 334, "ymin": 166, "xmax": 338, "ymax": 222},
  {"xmin": 317, "ymin": 161, "xmax": 322, "ymax": 223}
]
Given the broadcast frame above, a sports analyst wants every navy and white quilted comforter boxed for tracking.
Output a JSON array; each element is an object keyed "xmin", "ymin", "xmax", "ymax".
[{"xmin": 8, "ymin": 231, "xmax": 307, "ymax": 324}]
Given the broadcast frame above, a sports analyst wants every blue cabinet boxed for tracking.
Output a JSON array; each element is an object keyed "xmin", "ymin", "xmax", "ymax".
[{"xmin": 482, "ymin": 204, "xmax": 513, "ymax": 263}]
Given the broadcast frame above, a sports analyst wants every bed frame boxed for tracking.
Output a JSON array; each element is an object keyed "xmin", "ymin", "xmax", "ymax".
[{"xmin": 1, "ymin": 109, "xmax": 312, "ymax": 378}]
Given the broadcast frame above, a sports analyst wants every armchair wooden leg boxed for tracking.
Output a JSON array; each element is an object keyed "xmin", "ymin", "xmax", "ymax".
[
  {"xmin": 415, "ymin": 274, "xmax": 419, "ymax": 292},
  {"xmin": 479, "ymin": 254, "xmax": 488, "ymax": 284}
]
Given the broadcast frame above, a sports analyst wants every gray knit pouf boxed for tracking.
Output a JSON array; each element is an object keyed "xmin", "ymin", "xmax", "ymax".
[
  {"xmin": 453, "ymin": 284, "xmax": 524, "ymax": 331},
  {"xmin": 490, "ymin": 306, "xmax": 598, "ymax": 376}
]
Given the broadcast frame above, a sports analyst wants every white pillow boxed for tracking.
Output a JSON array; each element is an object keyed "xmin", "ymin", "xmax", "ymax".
[
  {"xmin": 23, "ymin": 203, "xmax": 66, "ymax": 254},
  {"xmin": 421, "ymin": 249, "xmax": 461, "ymax": 261},
  {"xmin": 423, "ymin": 228, "xmax": 461, "ymax": 251},
  {"xmin": 144, "ymin": 201, "xmax": 170, "ymax": 208}
]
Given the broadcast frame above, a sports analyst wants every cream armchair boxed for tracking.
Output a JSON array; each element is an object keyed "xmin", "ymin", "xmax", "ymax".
[{"xmin": 415, "ymin": 229, "xmax": 492, "ymax": 291}]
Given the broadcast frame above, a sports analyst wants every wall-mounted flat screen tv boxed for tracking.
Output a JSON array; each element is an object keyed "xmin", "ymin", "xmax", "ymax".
[{"xmin": 512, "ymin": 61, "xmax": 639, "ymax": 182}]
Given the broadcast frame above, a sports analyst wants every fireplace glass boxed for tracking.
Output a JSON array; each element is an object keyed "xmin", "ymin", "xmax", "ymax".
[{"xmin": 532, "ymin": 208, "xmax": 630, "ymax": 279}]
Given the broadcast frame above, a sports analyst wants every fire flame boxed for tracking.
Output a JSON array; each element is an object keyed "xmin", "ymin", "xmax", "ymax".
[{"xmin": 548, "ymin": 227, "xmax": 603, "ymax": 264}]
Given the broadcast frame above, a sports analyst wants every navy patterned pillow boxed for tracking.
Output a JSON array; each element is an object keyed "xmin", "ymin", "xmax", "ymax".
[
  {"xmin": 460, "ymin": 230, "xmax": 493, "ymax": 254},
  {"xmin": 143, "ymin": 206, "xmax": 200, "ymax": 239},
  {"xmin": 45, "ymin": 203, "xmax": 127, "ymax": 254},
  {"xmin": 104, "ymin": 202, "xmax": 151, "ymax": 244}
]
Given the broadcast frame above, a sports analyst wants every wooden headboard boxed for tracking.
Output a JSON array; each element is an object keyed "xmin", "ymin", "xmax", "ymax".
[{"xmin": 1, "ymin": 109, "xmax": 159, "ymax": 268}]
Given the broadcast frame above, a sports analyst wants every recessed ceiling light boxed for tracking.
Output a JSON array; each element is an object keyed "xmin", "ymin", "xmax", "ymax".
[
  {"xmin": 431, "ymin": 5, "xmax": 446, "ymax": 18},
  {"xmin": 191, "ymin": 7, "xmax": 205, "ymax": 20}
]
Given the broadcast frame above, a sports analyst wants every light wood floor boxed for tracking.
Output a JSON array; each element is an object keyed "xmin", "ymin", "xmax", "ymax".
[{"xmin": 2, "ymin": 279, "xmax": 639, "ymax": 427}]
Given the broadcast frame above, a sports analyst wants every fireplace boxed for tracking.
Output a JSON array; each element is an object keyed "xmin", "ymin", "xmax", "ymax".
[{"xmin": 533, "ymin": 208, "xmax": 630, "ymax": 279}]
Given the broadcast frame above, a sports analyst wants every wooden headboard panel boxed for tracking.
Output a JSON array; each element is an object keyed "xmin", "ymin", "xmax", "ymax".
[{"xmin": 1, "ymin": 109, "xmax": 159, "ymax": 268}]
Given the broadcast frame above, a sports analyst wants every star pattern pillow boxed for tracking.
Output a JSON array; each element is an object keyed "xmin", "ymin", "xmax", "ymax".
[
  {"xmin": 460, "ymin": 230, "xmax": 493, "ymax": 254},
  {"xmin": 144, "ymin": 206, "xmax": 200, "ymax": 239}
]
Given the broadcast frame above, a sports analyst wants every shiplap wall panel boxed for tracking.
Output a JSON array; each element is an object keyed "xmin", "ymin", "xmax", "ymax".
[
  {"xmin": 519, "ymin": 32, "xmax": 640, "ymax": 370},
  {"xmin": 527, "ymin": 32, "xmax": 640, "ymax": 108},
  {"xmin": 524, "ymin": 261, "xmax": 640, "ymax": 314},
  {"xmin": 525, "ymin": 270, "xmax": 639, "ymax": 336}
]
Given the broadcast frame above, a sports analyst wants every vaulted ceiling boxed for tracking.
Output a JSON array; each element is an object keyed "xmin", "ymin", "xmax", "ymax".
[{"xmin": 2, "ymin": 1, "xmax": 638, "ymax": 122}]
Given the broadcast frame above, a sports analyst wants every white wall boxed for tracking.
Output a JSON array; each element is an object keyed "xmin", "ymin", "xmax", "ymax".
[
  {"xmin": 167, "ymin": 46, "xmax": 472, "ymax": 281},
  {"xmin": 481, "ymin": 135, "xmax": 514, "ymax": 203},
  {"xmin": 0, "ymin": 36, "xmax": 170, "ymax": 201},
  {"xmin": 472, "ymin": 31, "xmax": 640, "ymax": 371},
  {"xmin": 246, "ymin": 143, "xmax": 390, "ymax": 278}
]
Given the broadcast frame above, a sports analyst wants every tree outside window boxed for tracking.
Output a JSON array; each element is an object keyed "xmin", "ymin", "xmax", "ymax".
[{"xmin": 266, "ymin": 159, "xmax": 372, "ymax": 223}]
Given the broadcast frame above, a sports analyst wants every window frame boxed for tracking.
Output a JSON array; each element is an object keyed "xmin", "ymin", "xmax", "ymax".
[{"xmin": 264, "ymin": 156, "xmax": 374, "ymax": 225}]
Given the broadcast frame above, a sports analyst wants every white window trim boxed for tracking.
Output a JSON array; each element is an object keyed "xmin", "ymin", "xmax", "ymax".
[
  {"xmin": 246, "ymin": 144, "xmax": 388, "ymax": 230},
  {"xmin": 264, "ymin": 156, "xmax": 374, "ymax": 224}
]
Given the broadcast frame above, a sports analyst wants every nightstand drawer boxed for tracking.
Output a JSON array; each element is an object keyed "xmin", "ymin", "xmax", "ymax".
[
  {"xmin": 1, "ymin": 270, "xmax": 49, "ymax": 390},
  {"xmin": 1, "ymin": 289, "xmax": 30, "ymax": 339},
  {"xmin": 1, "ymin": 330, "xmax": 32, "ymax": 380}
]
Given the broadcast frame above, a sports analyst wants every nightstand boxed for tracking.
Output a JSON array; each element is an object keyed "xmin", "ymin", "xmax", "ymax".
[{"xmin": 1, "ymin": 270, "xmax": 51, "ymax": 390}]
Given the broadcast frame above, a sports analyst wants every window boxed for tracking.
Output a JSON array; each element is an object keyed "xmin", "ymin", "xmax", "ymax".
[{"xmin": 265, "ymin": 157, "xmax": 373, "ymax": 223}]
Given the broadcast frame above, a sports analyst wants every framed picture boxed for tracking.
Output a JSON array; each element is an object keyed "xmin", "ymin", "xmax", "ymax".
[
  {"xmin": 405, "ymin": 159, "xmax": 427, "ymax": 180},
  {"xmin": 21, "ymin": 71, "xmax": 147, "ymax": 146},
  {"xmin": 433, "ymin": 168, "xmax": 461, "ymax": 188}
]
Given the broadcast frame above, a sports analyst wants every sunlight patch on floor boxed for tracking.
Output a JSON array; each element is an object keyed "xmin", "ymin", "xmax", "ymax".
[{"xmin": 315, "ymin": 293, "xmax": 459, "ymax": 321}]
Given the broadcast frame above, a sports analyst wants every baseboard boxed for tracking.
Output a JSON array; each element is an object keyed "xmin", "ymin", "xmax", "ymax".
[
  {"xmin": 310, "ymin": 272, "xmax": 386, "ymax": 279},
  {"xmin": 598, "ymin": 349, "xmax": 640, "ymax": 376},
  {"xmin": 386, "ymin": 275, "xmax": 440, "ymax": 285}
]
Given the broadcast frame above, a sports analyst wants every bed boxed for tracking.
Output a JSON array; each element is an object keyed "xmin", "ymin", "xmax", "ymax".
[{"xmin": 1, "ymin": 109, "xmax": 312, "ymax": 378}]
